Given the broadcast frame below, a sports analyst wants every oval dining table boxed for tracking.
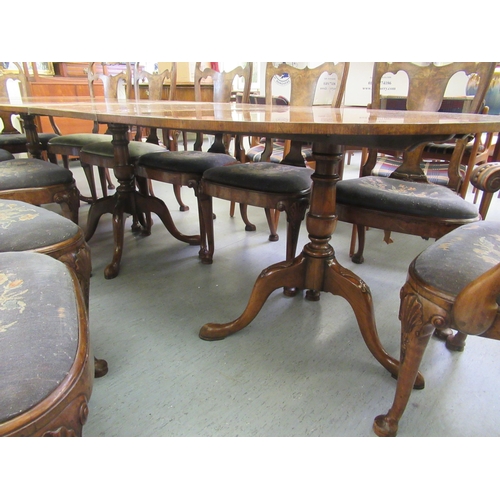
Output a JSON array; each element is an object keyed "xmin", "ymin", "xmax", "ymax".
[{"xmin": 4, "ymin": 96, "xmax": 500, "ymax": 386}]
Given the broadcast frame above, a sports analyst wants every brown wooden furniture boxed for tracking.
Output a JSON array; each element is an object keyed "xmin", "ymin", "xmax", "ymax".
[
  {"xmin": 0, "ymin": 251, "xmax": 93, "ymax": 436},
  {"xmin": 373, "ymin": 220, "xmax": 500, "ymax": 437},
  {"xmin": 0, "ymin": 156, "xmax": 80, "ymax": 224},
  {"xmin": 0, "ymin": 62, "xmax": 58, "ymax": 158},
  {"xmin": 30, "ymin": 63, "xmax": 213, "ymax": 136},
  {"xmin": 335, "ymin": 62, "xmax": 496, "ymax": 265},
  {"xmin": 199, "ymin": 62, "xmax": 349, "ymax": 273},
  {"xmin": 135, "ymin": 63, "xmax": 251, "ymax": 250},
  {"xmin": 245, "ymin": 62, "xmax": 348, "ymax": 170},
  {"xmin": 3, "ymin": 98, "xmax": 500, "ymax": 388},
  {"xmin": 371, "ymin": 95, "xmax": 494, "ymax": 200},
  {"xmin": 240, "ymin": 63, "xmax": 349, "ymax": 242},
  {"xmin": 0, "ymin": 198, "xmax": 108, "ymax": 378},
  {"xmin": 47, "ymin": 62, "xmax": 129, "ymax": 203},
  {"xmin": 132, "ymin": 62, "xmax": 189, "ymax": 212}
]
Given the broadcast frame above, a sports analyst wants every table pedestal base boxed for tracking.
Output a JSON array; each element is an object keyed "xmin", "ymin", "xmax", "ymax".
[
  {"xmin": 85, "ymin": 187, "xmax": 200, "ymax": 279},
  {"xmin": 199, "ymin": 247, "xmax": 423, "ymax": 386}
]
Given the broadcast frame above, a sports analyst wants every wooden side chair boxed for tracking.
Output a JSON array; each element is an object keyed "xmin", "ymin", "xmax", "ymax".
[
  {"xmin": 0, "ymin": 156, "xmax": 80, "ymax": 224},
  {"xmin": 0, "ymin": 62, "xmax": 59, "ymax": 159},
  {"xmin": 0, "ymin": 198, "xmax": 108, "ymax": 378},
  {"xmin": 134, "ymin": 63, "xmax": 251, "ymax": 250},
  {"xmin": 240, "ymin": 62, "xmax": 350, "ymax": 241},
  {"xmin": 0, "ymin": 251, "xmax": 93, "ymax": 436},
  {"xmin": 245, "ymin": 62, "xmax": 347, "ymax": 170},
  {"xmin": 198, "ymin": 63, "xmax": 350, "ymax": 282},
  {"xmin": 373, "ymin": 220, "xmax": 500, "ymax": 437},
  {"xmin": 47, "ymin": 62, "xmax": 132, "ymax": 203},
  {"xmin": 335, "ymin": 62, "xmax": 496, "ymax": 265},
  {"xmin": 371, "ymin": 96, "xmax": 494, "ymax": 200},
  {"xmin": 132, "ymin": 62, "xmax": 188, "ymax": 211}
]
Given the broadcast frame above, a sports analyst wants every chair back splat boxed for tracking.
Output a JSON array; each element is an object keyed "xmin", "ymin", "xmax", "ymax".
[{"xmin": 247, "ymin": 62, "xmax": 350, "ymax": 169}]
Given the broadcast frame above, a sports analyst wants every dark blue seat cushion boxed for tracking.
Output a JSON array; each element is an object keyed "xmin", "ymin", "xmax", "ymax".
[
  {"xmin": 0, "ymin": 149, "xmax": 15, "ymax": 162},
  {"xmin": 0, "ymin": 132, "xmax": 58, "ymax": 148},
  {"xmin": 0, "ymin": 251, "xmax": 79, "ymax": 424},
  {"xmin": 138, "ymin": 151, "xmax": 238, "ymax": 175},
  {"xmin": 48, "ymin": 133, "xmax": 113, "ymax": 148},
  {"xmin": 80, "ymin": 140, "xmax": 164, "ymax": 161},
  {"xmin": 0, "ymin": 199, "xmax": 80, "ymax": 251},
  {"xmin": 0, "ymin": 158, "xmax": 74, "ymax": 190},
  {"xmin": 336, "ymin": 176, "xmax": 479, "ymax": 219},
  {"xmin": 203, "ymin": 162, "xmax": 313, "ymax": 194},
  {"xmin": 414, "ymin": 220, "xmax": 500, "ymax": 296}
]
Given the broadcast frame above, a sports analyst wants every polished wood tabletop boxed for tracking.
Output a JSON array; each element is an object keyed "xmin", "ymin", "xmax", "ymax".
[
  {"xmin": 3, "ymin": 96, "xmax": 500, "ymax": 386},
  {"xmin": 4, "ymin": 96, "xmax": 500, "ymax": 143}
]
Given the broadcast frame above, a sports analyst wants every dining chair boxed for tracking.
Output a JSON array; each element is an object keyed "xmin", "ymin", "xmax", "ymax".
[
  {"xmin": 0, "ymin": 251, "xmax": 93, "ymax": 436},
  {"xmin": 335, "ymin": 62, "xmax": 496, "ymax": 265},
  {"xmin": 134, "ymin": 62, "xmax": 251, "ymax": 244},
  {"xmin": 198, "ymin": 62, "xmax": 350, "ymax": 288},
  {"xmin": 245, "ymin": 62, "xmax": 347, "ymax": 170},
  {"xmin": 0, "ymin": 62, "xmax": 59, "ymax": 158},
  {"xmin": 132, "ymin": 62, "xmax": 189, "ymax": 212},
  {"xmin": 373, "ymin": 219, "xmax": 500, "ymax": 437},
  {"xmin": 0, "ymin": 155, "xmax": 80, "ymax": 224},
  {"xmin": 371, "ymin": 95, "xmax": 494, "ymax": 200},
  {"xmin": 238, "ymin": 62, "xmax": 350, "ymax": 242},
  {"xmin": 47, "ymin": 62, "xmax": 132, "ymax": 203},
  {"xmin": 0, "ymin": 198, "xmax": 108, "ymax": 378}
]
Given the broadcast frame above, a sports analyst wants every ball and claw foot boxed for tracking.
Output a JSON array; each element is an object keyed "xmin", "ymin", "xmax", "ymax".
[{"xmin": 373, "ymin": 414, "xmax": 398, "ymax": 437}]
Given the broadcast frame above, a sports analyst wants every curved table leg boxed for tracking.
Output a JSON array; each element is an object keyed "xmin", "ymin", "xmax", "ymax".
[
  {"xmin": 85, "ymin": 195, "xmax": 117, "ymax": 241},
  {"xmin": 135, "ymin": 192, "xmax": 200, "ymax": 246},
  {"xmin": 199, "ymin": 255, "xmax": 308, "ymax": 340},
  {"xmin": 322, "ymin": 257, "xmax": 424, "ymax": 387}
]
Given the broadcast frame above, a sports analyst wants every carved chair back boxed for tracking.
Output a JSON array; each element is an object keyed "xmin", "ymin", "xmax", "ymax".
[
  {"xmin": 364, "ymin": 62, "xmax": 496, "ymax": 192},
  {"xmin": 264, "ymin": 62, "xmax": 349, "ymax": 107}
]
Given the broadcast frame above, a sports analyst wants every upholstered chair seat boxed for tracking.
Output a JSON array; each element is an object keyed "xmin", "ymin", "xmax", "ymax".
[
  {"xmin": 138, "ymin": 150, "xmax": 238, "ymax": 175},
  {"xmin": 80, "ymin": 140, "xmax": 165, "ymax": 163},
  {"xmin": 0, "ymin": 199, "xmax": 107, "ymax": 378},
  {"xmin": 373, "ymin": 220, "xmax": 500, "ymax": 437},
  {"xmin": 0, "ymin": 131, "xmax": 58, "ymax": 153},
  {"xmin": 48, "ymin": 133, "xmax": 112, "ymax": 149},
  {"xmin": 336, "ymin": 176, "xmax": 479, "ymax": 219},
  {"xmin": 0, "ymin": 251, "xmax": 93, "ymax": 436},
  {"xmin": 0, "ymin": 149, "xmax": 15, "ymax": 162},
  {"xmin": 199, "ymin": 163, "xmax": 313, "ymax": 269},
  {"xmin": 0, "ymin": 199, "xmax": 80, "ymax": 251},
  {"xmin": 0, "ymin": 157, "xmax": 79, "ymax": 224}
]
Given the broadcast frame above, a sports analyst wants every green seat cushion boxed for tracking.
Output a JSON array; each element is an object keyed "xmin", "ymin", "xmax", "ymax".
[
  {"xmin": 203, "ymin": 162, "xmax": 313, "ymax": 194},
  {"xmin": 336, "ymin": 176, "xmax": 479, "ymax": 219},
  {"xmin": 138, "ymin": 151, "xmax": 238, "ymax": 175},
  {"xmin": 48, "ymin": 133, "xmax": 113, "ymax": 148},
  {"xmin": 0, "ymin": 149, "xmax": 15, "ymax": 162},
  {"xmin": 0, "ymin": 251, "xmax": 79, "ymax": 424},
  {"xmin": 0, "ymin": 158, "xmax": 74, "ymax": 190},
  {"xmin": 413, "ymin": 220, "xmax": 500, "ymax": 297},
  {"xmin": 0, "ymin": 200, "xmax": 80, "ymax": 251},
  {"xmin": 80, "ymin": 140, "xmax": 165, "ymax": 161}
]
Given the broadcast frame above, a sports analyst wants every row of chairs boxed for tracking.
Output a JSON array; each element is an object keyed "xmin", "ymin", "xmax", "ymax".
[{"xmin": 2, "ymin": 62, "xmax": 500, "ymax": 436}]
